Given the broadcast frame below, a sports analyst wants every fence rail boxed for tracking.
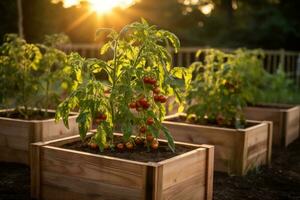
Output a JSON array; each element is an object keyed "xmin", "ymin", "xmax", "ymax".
[{"xmin": 60, "ymin": 44, "xmax": 300, "ymax": 86}]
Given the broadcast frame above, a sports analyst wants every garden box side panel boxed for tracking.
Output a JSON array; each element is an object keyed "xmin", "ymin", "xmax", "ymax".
[
  {"xmin": 244, "ymin": 105, "xmax": 299, "ymax": 147},
  {"xmin": 162, "ymin": 114, "xmax": 272, "ymax": 175},
  {"xmin": 0, "ymin": 109, "xmax": 78, "ymax": 165},
  {"xmin": 31, "ymin": 134, "xmax": 214, "ymax": 200}
]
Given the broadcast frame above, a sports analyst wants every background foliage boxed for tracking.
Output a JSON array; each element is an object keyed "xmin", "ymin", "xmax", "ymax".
[{"xmin": 1, "ymin": 0, "xmax": 300, "ymax": 50}]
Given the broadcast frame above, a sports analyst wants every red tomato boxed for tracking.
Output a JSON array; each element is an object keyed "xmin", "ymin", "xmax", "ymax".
[
  {"xmin": 151, "ymin": 140, "xmax": 159, "ymax": 150},
  {"xmin": 146, "ymin": 117, "xmax": 154, "ymax": 125},
  {"xmin": 129, "ymin": 102, "xmax": 137, "ymax": 109},
  {"xmin": 146, "ymin": 134, "xmax": 154, "ymax": 142},
  {"xmin": 104, "ymin": 89, "xmax": 110, "ymax": 94},
  {"xmin": 159, "ymin": 95, "xmax": 167, "ymax": 103},
  {"xmin": 152, "ymin": 87, "xmax": 160, "ymax": 94},
  {"xmin": 99, "ymin": 113, "xmax": 107, "ymax": 121},
  {"xmin": 125, "ymin": 142, "xmax": 134, "ymax": 150},
  {"xmin": 142, "ymin": 102, "xmax": 150, "ymax": 109},
  {"xmin": 116, "ymin": 143, "xmax": 125, "ymax": 150},
  {"xmin": 143, "ymin": 77, "xmax": 150, "ymax": 84},
  {"xmin": 154, "ymin": 95, "xmax": 160, "ymax": 102},
  {"xmin": 89, "ymin": 143, "xmax": 98, "ymax": 149},
  {"xmin": 148, "ymin": 78, "xmax": 157, "ymax": 85},
  {"xmin": 138, "ymin": 97, "xmax": 148, "ymax": 106},
  {"xmin": 139, "ymin": 126, "xmax": 147, "ymax": 133},
  {"xmin": 135, "ymin": 101, "xmax": 143, "ymax": 112}
]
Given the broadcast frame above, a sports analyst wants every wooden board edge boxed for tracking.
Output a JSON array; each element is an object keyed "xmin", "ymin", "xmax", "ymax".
[
  {"xmin": 205, "ymin": 145, "xmax": 214, "ymax": 200},
  {"xmin": 245, "ymin": 104, "xmax": 299, "ymax": 113},
  {"xmin": 152, "ymin": 165, "xmax": 163, "ymax": 200},
  {"xmin": 30, "ymin": 143, "xmax": 41, "ymax": 199},
  {"xmin": 266, "ymin": 121, "xmax": 273, "ymax": 166},
  {"xmin": 239, "ymin": 132, "xmax": 247, "ymax": 176},
  {"xmin": 0, "ymin": 108, "xmax": 78, "ymax": 123}
]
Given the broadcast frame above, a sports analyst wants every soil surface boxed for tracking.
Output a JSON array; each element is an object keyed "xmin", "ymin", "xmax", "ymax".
[
  {"xmin": 247, "ymin": 103, "xmax": 295, "ymax": 109},
  {"xmin": 0, "ymin": 110, "xmax": 56, "ymax": 120},
  {"xmin": 62, "ymin": 136, "xmax": 196, "ymax": 163},
  {"xmin": 165, "ymin": 115, "xmax": 255, "ymax": 129},
  {"xmin": 1, "ymin": 139, "xmax": 300, "ymax": 200}
]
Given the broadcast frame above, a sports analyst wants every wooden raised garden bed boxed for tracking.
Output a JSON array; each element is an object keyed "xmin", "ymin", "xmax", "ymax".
[
  {"xmin": 31, "ymin": 133, "xmax": 214, "ymax": 200},
  {"xmin": 0, "ymin": 109, "xmax": 78, "ymax": 165},
  {"xmin": 244, "ymin": 104, "xmax": 300, "ymax": 147},
  {"xmin": 163, "ymin": 113, "xmax": 273, "ymax": 176}
]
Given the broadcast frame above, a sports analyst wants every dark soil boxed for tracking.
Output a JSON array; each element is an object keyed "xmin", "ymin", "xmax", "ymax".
[
  {"xmin": 247, "ymin": 103, "xmax": 295, "ymax": 109},
  {"xmin": 0, "ymin": 163, "xmax": 30, "ymax": 200},
  {"xmin": 62, "ymin": 136, "xmax": 196, "ymax": 163},
  {"xmin": 1, "ymin": 139, "xmax": 300, "ymax": 200},
  {"xmin": 214, "ymin": 139, "xmax": 300, "ymax": 200},
  {"xmin": 0, "ymin": 110, "xmax": 56, "ymax": 120},
  {"xmin": 166, "ymin": 115, "xmax": 256, "ymax": 129}
]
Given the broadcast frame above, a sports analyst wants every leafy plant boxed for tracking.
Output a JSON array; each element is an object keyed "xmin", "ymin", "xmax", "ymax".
[
  {"xmin": 55, "ymin": 20, "xmax": 189, "ymax": 152},
  {"xmin": 0, "ymin": 33, "xmax": 71, "ymax": 119},
  {"xmin": 35, "ymin": 33, "xmax": 71, "ymax": 116},
  {"xmin": 0, "ymin": 34, "xmax": 42, "ymax": 118},
  {"xmin": 186, "ymin": 49, "xmax": 265, "ymax": 128},
  {"xmin": 255, "ymin": 66, "xmax": 300, "ymax": 104}
]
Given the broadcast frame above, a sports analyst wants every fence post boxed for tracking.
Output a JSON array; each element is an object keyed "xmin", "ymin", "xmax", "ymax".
[
  {"xmin": 296, "ymin": 53, "xmax": 300, "ymax": 88},
  {"xmin": 279, "ymin": 49, "xmax": 285, "ymax": 70}
]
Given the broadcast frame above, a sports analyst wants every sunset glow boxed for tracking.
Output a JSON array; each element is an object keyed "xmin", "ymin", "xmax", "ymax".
[
  {"xmin": 89, "ymin": 0, "xmax": 135, "ymax": 14},
  {"xmin": 52, "ymin": 0, "xmax": 136, "ymax": 14}
]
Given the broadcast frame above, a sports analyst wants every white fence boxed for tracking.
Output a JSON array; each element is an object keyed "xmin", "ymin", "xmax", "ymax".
[{"xmin": 60, "ymin": 44, "xmax": 300, "ymax": 86}]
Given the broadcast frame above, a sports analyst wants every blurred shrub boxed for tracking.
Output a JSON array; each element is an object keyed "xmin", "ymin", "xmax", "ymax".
[{"xmin": 0, "ymin": 33, "xmax": 71, "ymax": 118}]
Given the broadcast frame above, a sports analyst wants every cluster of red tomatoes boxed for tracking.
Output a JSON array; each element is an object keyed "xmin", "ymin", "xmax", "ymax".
[
  {"xmin": 89, "ymin": 135, "xmax": 159, "ymax": 151},
  {"xmin": 90, "ymin": 76, "xmax": 165, "ymax": 151},
  {"xmin": 129, "ymin": 76, "xmax": 167, "ymax": 112},
  {"xmin": 93, "ymin": 113, "xmax": 107, "ymax": 124}
]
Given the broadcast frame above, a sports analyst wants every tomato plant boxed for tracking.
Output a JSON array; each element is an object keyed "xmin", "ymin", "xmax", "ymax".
[
  {"xmin": 255, "ymin": 65, "xmax": 299, "ymax": 104},
  {"xmin": 35, "ymin": 33, "xmax": 71, "ymax": 116},
  {"xmin": 56, "ymin": 20, "xmax": 190, "ymax": 152},
  {"xmin": 186, "ymin": 49, "xmax": 265, "ymax": 128},
  {"xmin": 0, "ymin": 34, "xmax": 42, "ymax": 118},
  {"xmin": 0, "ymin": 33, "xmax": 71, "ymax": 119}
]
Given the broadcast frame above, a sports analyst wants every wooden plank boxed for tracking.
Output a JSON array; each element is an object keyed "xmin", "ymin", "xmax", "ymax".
[
  {"xmin": 0, "ymin": 120, "xmax": 31, "ymax": 138},
  {"xmin": 243, "ymin": 122, "xmax": 272, "ymax": 174},
  {"xmin": 161, "ymin": 149, "xmax": 208, "ymax": 199},
  {"xmin": 284, "ymin": 107, "xmax": 300, "ymax": 146},
  {"xmin": 244, "ymin": 105, "xmax": 299, "ymax": 147},
  {"xmin": 31, "ymin": 143, "xmax": 41, "ymax": 199},
  {"xmin": 266, "ymin": 121, "xmax": 273, "ymax": 166},
  {"xmin": 162, "ymin": 150, "xmax": 206, "ymax": 190},
  {"xmin": 32, "ymin": 132, "xmax": 213, "ymax": 200},
  {"xmin": 162, "ymin": 175, "xmax": 205, "ymax": 200},
  {"xmin": 163, "ymin": 120, "xmax": 238, "ymax": 173},
  {"xmin": 0, "ymin": 110, "xmax": 78, "ymax": 165},
  {"xmin": 164, "ymin": 114, "xmax": 270, "ymax": 175},
  {"xmin": 41, "ymin": 147, "xmax": 147, "ymax": 189},
  {"xmin": 203, "ymin": 145, "xmax": 214, "ymax": 200},
  {"xmin": 152, "ymin": 166, "xmax": 163, "ymax": 200},
  {"xmin": 0, "ymin": 146, "xmax": 28, "ymax": 164},
  {"xmin": 0, "ymin": 134, "xmax": 7, "ymax": 146},
  {"xmin": 42, "ymin": 171, "xmax": 144, "ymax": 200},
  {"xmin": 38, "ymin": 116, "xmax": 79, "ymax": 141},
  {"xmin": 244, "ymin": 106, "xmax": 283, "ymax": 146}
]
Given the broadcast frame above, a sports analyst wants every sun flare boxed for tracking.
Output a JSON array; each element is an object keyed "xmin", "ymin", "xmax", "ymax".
[{"xmin": 89, "ymin": 0, "xmax": 135, "ymax": 14}]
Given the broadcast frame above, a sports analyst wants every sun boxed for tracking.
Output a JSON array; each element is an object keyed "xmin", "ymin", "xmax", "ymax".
[{"xmin": 89, "ymin": 0, "xmax": 135, "ymax": 14}]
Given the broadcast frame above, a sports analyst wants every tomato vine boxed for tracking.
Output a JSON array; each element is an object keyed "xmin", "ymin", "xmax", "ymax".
[{"xmin": 56, "ymin": 19, "xmax": 191, "ymax": 152}]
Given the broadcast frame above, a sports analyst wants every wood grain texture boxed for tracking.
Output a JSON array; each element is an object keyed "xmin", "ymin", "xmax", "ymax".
[
  {"xmin": 163, "ymin": 114, "xmax": 272, "ymax": 175},
  {"xmin": 31, "ymin": 134, "xmax": 214, "ymax": 200},
  {"xmin": 0, "ymin": 109, "xmax": 78, "ymax": 164},
  {"xmin": 244, "ymin": 105, "xmax": 300, "ymax": 147}
]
